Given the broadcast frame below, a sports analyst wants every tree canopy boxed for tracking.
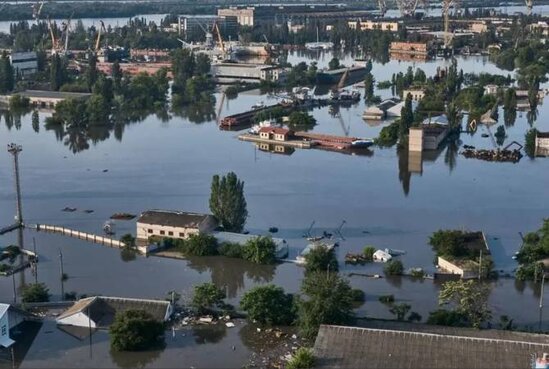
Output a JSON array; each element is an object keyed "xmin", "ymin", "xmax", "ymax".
[
  {"xmin": 209, "ymin": 172, "xmax": 248, "ymax": 233},
  {"xmin": 21, "ymin": 283, "xmax": 50, "ymax": 303},
  {"xmin": 304, "ymin": 245, "xmax": 338, "ymax": 274},
  {"xmin": 297, "ymin": 272, "xmax": 354, "ymax": 339},
  {"xmin": 438, "ymin": 280, "xmax": 491, "ymax": 328},
  {"xmin": 241, "ymin": 285, "xmax": 295, "ymax": 325},
  {"xmin": 191, "ymin": 282, "xmax": 226, "ymax": 313},
  {"xmin": 110, "ymin": 309, "xmax": 165, "ymax": 351}
]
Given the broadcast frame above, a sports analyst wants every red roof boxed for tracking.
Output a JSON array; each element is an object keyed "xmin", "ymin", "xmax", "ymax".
[{"xmin": 258, "ymin": 127, "xmax": 292, "ymax": 135}]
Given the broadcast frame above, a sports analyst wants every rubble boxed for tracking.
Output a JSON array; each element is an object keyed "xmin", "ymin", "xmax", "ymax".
[{"xmin": 461, "ymin": 148, "xmax": 522, "ymax": 163}]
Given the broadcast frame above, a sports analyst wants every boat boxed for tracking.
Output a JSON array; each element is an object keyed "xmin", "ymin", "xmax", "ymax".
[
  {"xmin": 330, "ymin": 89, "xmax": 361, "ymax": 102},
  {"xmin": 110, "ymin": 212, "xmax": 136, "ymax": 220},
  {"xmin": 251, "ymin": 101, "xmax": 265, "ymax": 110},
  {"xmin": 296, "ymin": 242, "xmax": 336, "ymax": 265},
  {"xmin": 351, "ymin": 139, "xmax": 374, "ymax": 148},
  {"xmin": 306, "ymin": 236, "xmax": 324, "ymax": 242},
  {"xmin": 248, "ymin": 118, "xmax": 277, "ymax": 134},
  {"xmin": 384, "ymin": 248, "xmax": 406, "ymax": 256},
  {"xmin": 103, "ymin": 221, "xmax": 115, "ymax": 235},
  {"xmin": 305, "ymin": 27, "xmax": 334, "ymax": 50}
]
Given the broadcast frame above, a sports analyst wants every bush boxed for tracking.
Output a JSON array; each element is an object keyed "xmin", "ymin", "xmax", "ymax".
[
  {"xmin": 179, "ymin": 233, "xmax": 218, "ymax": 256},
  {"xmin": 304, "ymin": 245, "xmax": 338, "ymax": 274},
  {"xmin": 363, "ymin": 246, "xmax": 376, "ymax": 261},
  {"xmin": 218, "ymin": 242, "xmax": 243, "ymax": 258},
  {"xmin": 240, "ymin": 285, "xmax": 295, "ymax": 325},
  {"xmin": 384, "ymin": 260, "xmax": 404, "ymax": 276},
  {"xmin": 287, "ymin": 348, "xmax": 315, "ymax": 369},
  {"xmin": 287, "ymin": 111, "xmax": 316, "ymax": 128},
  {"xmin": 426, "ymin": 309, "xmax": 467, "ymax": 327},
  {"xmin": 242, "ymin": 236, "xmax": 277, "ymax": 264},
  {"xmin": 350, "ymin": 289, "xmax": 365, "ymax": 303},
  {"xmin": 21, "ymin": 283, "xmax": 50, "ymax": 303},
  {"xmin": 379, "ymin": 294, "xmax": 395, "ymax": 304},
  {"xmin": 120, "ymin": 233, "xmax": 136, "ymax": 247},
  {"xmin": 191, "ymin": 282, "xmax": 226, "ymax": 313},
  {"xmin": 376, "ymin": 122, "xmax": 399, "ymax": 147},
  {"xmin": 110, "ymin": 310, "xmax": 165, "ymax": 351},
  {"xmin": 9, "ymin": 94, "xmax": 30, "ymax": 109},
  {"xmin": 410, "ymin": 268, "xmax": 425, "ymax": 279}
]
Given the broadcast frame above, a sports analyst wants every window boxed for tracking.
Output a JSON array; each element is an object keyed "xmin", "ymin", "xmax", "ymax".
[
  {"xmin": 160, "ymin": 230, "xmax": 165, "ymax": 235},
  {"xmin": 179, "ymin": 233, "xmax": 185, "ymax": 237},
  {"xmin": 1, "ymin": 325, "xmax": 6, "ymax": 336},
  {"xmin": 148, "ymin": 229, "xmax": 153, "ymax": 234},
  {"xmin": 168, "ymin": 231, "xmax": 173, "ymax": 236}
]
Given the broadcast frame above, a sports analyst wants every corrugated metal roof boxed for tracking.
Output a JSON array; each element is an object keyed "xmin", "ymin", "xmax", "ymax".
[{"xmin": 314, "ymin": 324, "xmax": 549, "ymax": 369}]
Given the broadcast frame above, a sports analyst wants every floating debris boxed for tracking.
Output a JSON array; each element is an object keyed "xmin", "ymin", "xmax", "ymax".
[
  {"xmin": 62, "ymin": 207, "xmax": 77, "ymax": 212},
  {"xmin": 110, "ymin": 213, "xmax": 137, "ymax": 220},
  {"xmin": 83, "ymin": 210, "xmax": 94, "ymax": 214},
  {"xmin": 461, "ymin": 148, "xmax": 522, "ymax": 163},
  {"xmin": 269, "ymin": 227, "xmax": 279, "ymax": 233},
  {"xmin": 102, "ymin": 169, "xmax": 109, "ymax": 173},
  {"xmin": 345, "ymin": 253, "xmax": 371, "ymax": 264}
]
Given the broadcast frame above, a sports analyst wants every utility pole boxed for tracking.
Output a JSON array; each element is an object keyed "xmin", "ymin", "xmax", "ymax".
[
  {"xmin": 478, "ymin": 249, "xmax": 483, "ymax": 281},
  {"xmin": 7, "ymin": 144, "xmax": 23, "ymax": 226},
  {"xmin": 33, "ymin": 238, "xmax": 38, "ymax": 283},
  {"xmin": 540, "ymin": 273, "xmax": 546, "ymax": 332},
  {"xmin": 59, "ymin": 249, "xmax": 65, "ymax": 298}
]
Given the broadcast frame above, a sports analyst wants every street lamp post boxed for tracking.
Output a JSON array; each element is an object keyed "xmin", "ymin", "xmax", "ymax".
[{"xmin": 540, "ymin": 273, "xmax": 547, "ymax": 332}]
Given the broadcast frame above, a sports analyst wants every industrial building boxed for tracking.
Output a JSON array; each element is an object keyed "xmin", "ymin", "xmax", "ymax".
[
  {"xmin": 314, "ymin": 323, "xmax": 549, "ymax": 369},
  {"xmin": 348, "ymin": 20, "xmax": 400, "ymax": 32},
  {"xmin": 9, "ymin": 52, "xmax": 38, "ymax": 77},
  {"xmin": 535, "ymin": 131, "xmax": 549, "ymax": 157},
  {"xmin": 0, "ymin": 90, "xmax": 91, "ymax": 109},
  {"xmin": 210, "ymin": 63, "xmax": 286, "ymax": 83},
  {"xmin": 218, "ymin": 7, "xmax": 254, "ymax": 26},
  {"xmin": 178, "ymin": 14, "xmax": 238, "ymax": 40},
  {"xmin": 136, "ymin": 210, "xmax": 218, "ymax": 241}
]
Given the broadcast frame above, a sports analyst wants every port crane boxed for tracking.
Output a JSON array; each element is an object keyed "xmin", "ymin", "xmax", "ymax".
[
  {"xmin": 32, "ymin": 0, "xmax": 46, "ymax": 20},
  {"xmin": 94, "ymin": 20, "xmax": 107, "ymax": 53},
  {"xmin": 47, "ymin": 18, "xmax": 61, "ymax": 54},
  {"xmin": 377, "ymin": 0, "xmax": 387, "ymax": 16},
  {"xmin": 396, "ymin": 0, "xmax": 429, "ymax": 17},
  {"xmin": 443, "ymin": 0, "xmax": 461, "ymax": 49}
]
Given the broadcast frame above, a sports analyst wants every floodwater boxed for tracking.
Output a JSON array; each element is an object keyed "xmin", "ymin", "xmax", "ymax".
[{"xmin": 0, "ymin": 51, "xmax": 548, "ymax": 367}]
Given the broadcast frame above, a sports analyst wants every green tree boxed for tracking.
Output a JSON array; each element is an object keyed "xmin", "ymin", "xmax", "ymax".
[
  {"xmin": 524, "ymin": 128, "xmax": 538, "ymax": 158},
  {"xmin": 400, "ymin": 94, "xmax": 414, "ymax": 131},
  {"xmin": 328, "ymin": 57, "xmax": 340, "ymax": 70},
  {"xmin": 209, "ymin": 172, "xmax": 248, "ymax": 232},
  {"xmin": 87, "ymin": 53, "xmax": 98, "ymax": 91},
  {"xmin": 240, "ymin": 285, "xmax": 295, "ymax": 325},
  {"xmin": 363, "ymin": 246, "xmax": 376, "ymax": 261},
  {"xmin": 191, "ymin": 282, "xmax": 225, "ymax": 313},
  {"xmin": 32, "ymin": 110, "xmax": 40, "ymax": 133},
  {"xmin": 194, "ymin": 53, "xmax": 211, "ymax": 75},
  {"xmin": 438, "ymin": 280, "xmax": 491, "ymax": 328},
  {"xmin": 120, "ymin": 233, "xmax": 136, "ymax": 247},
  {"xmin": 287, "ymin": 111, "xmax": 316, "ymax": 128},
  {"xmin": 364, "ymin": 72, "xmax": 375, "ymax": 100},
  {"xmin": 180, "ymin": 233, "xmax": 218, "ymax": 256},
  {"xmin": 21, "ymin": 283, "xmax": 50, "ymax": 303},
  {"xmin": 112, "ymin": 60, "xmax": 122, "ymax": 92},
  {"xmin": 383, "ymin": 259, "xmax": 403, "ymax": 275},
  {"xmin": 242, "ymin": 236, "xmax": 276, "ymax": 264},
  {"xmin": 110, "ymin": 310, "xmax": 165, "ymax": 351},
  {"xmin": 0, "ymin": 51, "xmax": 14, "ymax": 93},
  {"xmin": 50, "ymin": 54, "xmax": 67, "ymax": 91},
  {"xmin": 304, "ymin": 245, "xmax": 338, "ymax": 274},
  {"xmin": 389, "ymin": 303, "xmax": 411, "ymax": 321},
  {"xmin": 287, "ymin": 348, "xmax": 315, "ymax": 369},
  {"xmin": 297, "ymin": 272, "xmax": 354, "ymax": 339}
]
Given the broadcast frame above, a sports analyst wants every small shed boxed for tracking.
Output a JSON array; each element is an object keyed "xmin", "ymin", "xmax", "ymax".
[{"xmin": 373, "ymin": 249, "xmax": 392, "ymax": 262}]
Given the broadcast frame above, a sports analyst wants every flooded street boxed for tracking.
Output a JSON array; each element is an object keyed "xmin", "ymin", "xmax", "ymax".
[{"xmin": 0, "ymin": 51, "xmax": 549, "ymax": 367}]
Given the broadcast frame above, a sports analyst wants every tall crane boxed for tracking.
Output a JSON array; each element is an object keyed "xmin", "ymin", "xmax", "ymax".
[
  {"xmin": 378, "ymin": 0, "xmax": 387, "ymax": 16},
  {"xmin": 32, "ymin": 0, "xmax": 45, "ymax": 20},
  {"xmin": 61, "ymin": 13, "xmax": 73, "ymax": 54},
  {"xmin": 525, "ymin": 0, "xmax": 533, "ymax": 15},
  {"xmin": 396, "ymin": 0, "xmax": 429, "ymax": 17},
  {"xmin": 48, "ymin": 18, "xmax": 60, "ymax": 55},
  {"xmin": 212, "ymin": 22, "xmax": 225, "ymax": 54},
  {"xmin": 443, "ymin": 0, "xmax": 460, "ymax": 49},
  {"xmin": 94, "ymin": 20, "xmax": 106, "ymax": 52}
]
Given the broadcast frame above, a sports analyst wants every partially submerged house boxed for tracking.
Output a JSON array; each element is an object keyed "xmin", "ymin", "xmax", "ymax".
[
  {"xmin": 56, "ymin": 296, "xmax": 173, "ymax": 329},
  {"xmin": 437, "ymin": 231, "xmax": 490, "ymax": 279},
  {"xmin": 536, "ymin": 131, "xmax": 549, "ymax": 157},
  {"xmin": 0, "ymin": 304, "xmax": 33, "ymax": 348},
  {"xmin": 137, "ymin": 210, "xmax": 218, "ymax": 242},
  {"xmin": 373, "ymin": 249, "xmax": 392, "ymax": 262},
  {"xmin": 313, "ymin": 323, "xmax": 549, "ymax": 369}
]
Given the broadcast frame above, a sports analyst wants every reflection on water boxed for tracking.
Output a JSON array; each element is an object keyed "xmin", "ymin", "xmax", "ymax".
[
  {"xmin": 186, "ymin": 256, "xmax": 275, "ymax": 299},
  {"xmin": 191, "ymin": 324, "xmax": 227, "ymax": 344}
]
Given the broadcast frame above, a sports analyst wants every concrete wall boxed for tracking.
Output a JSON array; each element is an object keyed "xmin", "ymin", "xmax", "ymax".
[
  {"xmin": 218, "ymin": 8, "xmax": 254, "ymax": 26},
  {"xmin": 409, "ymin": 128, "xmax": 423, "ymax": 152},
  {"xmin": 438, "ymin": 257, "xmax": 464, "ymax": 276}
]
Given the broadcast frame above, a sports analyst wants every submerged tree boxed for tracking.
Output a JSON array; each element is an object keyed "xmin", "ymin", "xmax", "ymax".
[
  {"xmin": 110, "ymin": 310, "xmax": 165, "ymax": 351},
  {"xmin": 209, "ymin": 172, "xmax": 248, "ymax": 232},
  {"xmin": 439, "ymin": 280, "xmax": 491, "ymax": 328}
]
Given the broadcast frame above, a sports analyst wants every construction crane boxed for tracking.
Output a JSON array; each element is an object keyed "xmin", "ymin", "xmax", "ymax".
[
  {"xmin": 212, "ymin": 22, "xmax": 225, "ymax": 54},
  {"xmin": 378, "ymin": 0, "xmax": 387, "ymax": 16},
  {"xmin": 336, "ymin": 111, "xmax": 350, "ymax": 137},
  {"xmin": 32, "ymin": 0, "xmax": 45, "ymax": 20},
  {"xmin": 60, "ymin": 13, "xmax": 73, "ymax": 54},
  {"xmin": 48, "ymin": 18, "xmax": 60, "ymax": 55},
  {"xmin": 397, "ymin": 0, "xmax": 429, "ymax": 17},
  {"xmin": 94, "ymin": 20, "xmax": 106, "ymax": 53},
  {"xmin": 525, "ymin": 0, "xmax": 533, "ymax": 16},
  {"xmin": 443, "ymin": 0, "xmax": 460, "ymax": 49},
  {"xmin": 337, "ymin": 68, "xmax": 350, "ymax": 91}
]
